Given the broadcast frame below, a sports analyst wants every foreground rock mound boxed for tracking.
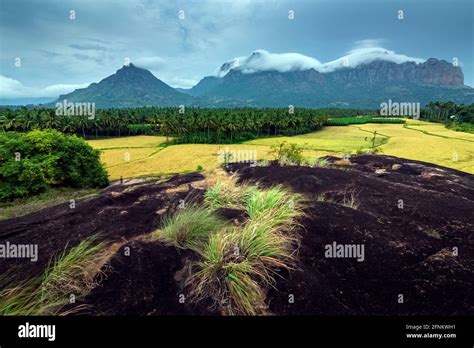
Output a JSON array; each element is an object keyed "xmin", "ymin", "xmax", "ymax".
[
  {"xmin": 1, "ymin": 155, "xmax": 473, "ymax": 315},
  {"xmin": 0, "ymin": 173, "xmax": 205, "ymax": 285},
  {"xmin": 229, "ymin": 154, "xmax": 474, "ymax": 315}
]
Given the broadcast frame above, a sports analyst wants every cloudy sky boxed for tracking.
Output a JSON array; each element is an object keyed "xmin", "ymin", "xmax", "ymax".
[{"xmin": 0, "ymin": 0, "xmax": 472, "ymax": 103}]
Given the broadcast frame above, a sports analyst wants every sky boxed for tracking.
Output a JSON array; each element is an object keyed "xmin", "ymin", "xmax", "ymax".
[{"xmin": 0, "ymin": 0, "xmax": 473, "ymax": 103}]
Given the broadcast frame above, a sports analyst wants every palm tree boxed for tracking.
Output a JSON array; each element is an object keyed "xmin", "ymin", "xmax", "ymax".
[
  {"xmin": 61, "ymin": 117, "xmax": 77, "ymax": 134},
  {"xmin": 0, "ymin": 110, "xmax": 18, "ymax": 131},
  {"xmin": 160, "ymin": 118, "xmax": 172, "ymax": 143},
  {"xmin": 76, "ymin": 115, "xmax": 90, "ymax": 138},
  {"xmin": 90, "ymin": 117, "xmax": 103, "ymax": 138},
  {"xmin": 42, "ymin": 110, "xmax": 60, "ymax": 130},
  {"xmin": 19, "ymin": 110, "xmax": 39, "ymax": 131}
]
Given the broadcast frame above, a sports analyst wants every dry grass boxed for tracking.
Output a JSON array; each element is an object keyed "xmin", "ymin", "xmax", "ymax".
[
  {"xmin": 186, "ymin": 179, "xmax": 302, "ymax": 315},
  {"xmin": 341, "ymin": 189, "xmax": 360, "ymax": 210},
  {"xmin": 87, "ymin": 135, "xmax": 168, "ymax": 149},
  {"xmin": 0, "ymin": 236, "xmax": 115, "ymax": 315},
  {"xmin": 98, "ymin": 147, "xmax": 161, "ymax": 169}
]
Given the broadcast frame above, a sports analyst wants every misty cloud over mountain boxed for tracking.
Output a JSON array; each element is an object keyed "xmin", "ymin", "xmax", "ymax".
[
  {"xmin": 48, "ymin": 49, "xmax": 473, "ymax": 109},
  {"xmin": 217, "ymin": 47, "xmax": 426, "ymax": 76}
]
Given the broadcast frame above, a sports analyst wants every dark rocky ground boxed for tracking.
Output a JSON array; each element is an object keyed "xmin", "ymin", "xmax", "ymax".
[
  {"xmin": 1, "ymin": 154, "xmax": 473, "ymax": 315},
  {"xmin": 0, "ymin": 173, "xmax": 206, "ymax": 285}
]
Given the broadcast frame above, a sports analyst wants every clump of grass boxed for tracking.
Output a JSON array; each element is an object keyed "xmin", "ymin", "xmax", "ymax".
[
  {"xmin": 187, "ymin": 184, "xmax": 301, "ymax": 315},
  {"xmin": 316, "ymin": 193, "xmax": 327, "ymax": 202},
  {"xmin": 0, "ymin": 278, "xmax": 62, "ymax": 316},
  {"xmin": 314, "ymin": 158, "xmax": 329, "ymax": 167},
  {"xmin": 0, "ymin": 236, "xmax": 108, "ymax": 315},
  {"xmin": 204, "ymin": 182, "xmax": 240, "ymax": 209},
  {"xmin": 237, "ymin": 212, "xmax": 298, "ymax": 267},
  {"xmin": 304, "ymin": 157, "xmax": 329, "ymax": 168},
  {"xmin": 204, "ymin": 181, "xmax": 257, "ymax": 210},
  {"xmin": 41, "ymin": 237, "xmax": 107, "ymax": 300},
  {"xmin": 341, "ymin": 189, "xmax": 360, "ymax": 210},
  {"xmin": 154, "ymin": 207, "xmax": 227, "ymax": 251},
  {"xmin": 302, "ymin": 157, "xmax": 317, "ymax": 167},
  {"xmin": 246, "ymin": 185, "xmax": 300, "ymax": 225},
  {"xmin": 188, "ymin": 230, "xmax": 269, "ymax": 315}
]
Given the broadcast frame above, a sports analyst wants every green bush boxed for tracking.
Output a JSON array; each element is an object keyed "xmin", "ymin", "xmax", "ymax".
[
  {"xmin": 446, "ymin": 122, "xmax": 474, "ymax": 134},
  {"xmin": 0, "ymin": 130, "xmax": 108, "ymax": 201},
  {"xmin": 127, "ymin": 124, "xmax": 154, "ymax": 135},
  {"xmin": 269, "ymin": 141, "xmax": 304, "ymax": 165}
]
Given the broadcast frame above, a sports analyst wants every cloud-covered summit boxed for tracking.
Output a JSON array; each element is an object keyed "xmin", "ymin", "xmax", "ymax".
[{"xmin": 217, "ymin": 46, "xmax": 426, "ymax": 77}]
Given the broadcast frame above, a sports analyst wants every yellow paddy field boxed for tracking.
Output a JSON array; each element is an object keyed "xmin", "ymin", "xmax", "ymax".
[
  {"xmin": 358, "ymin": 121, "xmax": 474, "ymax": 173},
  {"xmin": 87, "ymin": 121, "xmax": 474, "ymax": 180},
  {"xmin": 88, "ymin": 135, "xmax": 169, "ymax": 149}
]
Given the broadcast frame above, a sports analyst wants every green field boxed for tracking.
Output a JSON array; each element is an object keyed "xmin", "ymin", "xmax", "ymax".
[{"xmin": 87, "ymin": 120, "xmax": 474, "ymax": 180}]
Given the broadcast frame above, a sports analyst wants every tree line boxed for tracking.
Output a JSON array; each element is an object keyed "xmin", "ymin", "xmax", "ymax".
[
  {"xmin": 4, "ymin": 103, "xmax": 471, "ymax": 143},
  {"xmin": 0, "ymin": 107, "xmax": 371, "ymax": 143},
  {"xmin": 420, "ymin": 102, "xmax": 474, "ymax": 124}
]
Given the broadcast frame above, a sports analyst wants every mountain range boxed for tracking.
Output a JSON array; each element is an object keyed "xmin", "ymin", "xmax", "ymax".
[{"xmin": 51, "ymin": 57, "xmax": 474, "ymax": 109}]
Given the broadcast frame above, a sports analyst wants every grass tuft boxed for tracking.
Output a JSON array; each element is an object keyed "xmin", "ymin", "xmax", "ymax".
[
  {"xmin": 41, "ymin": 237, "xmax": 107, "ymax": 301},
  {"xmin": 246, "ymin": 185, "xmax": 300, "ymax": 224},
  {"xmin": 187, "ymin": 182, "xmax": 302, "ymax": 315},
  {"xmin": 154, "ymin": 207, "xmax": 227, "ymax": 251},
  {"xmin": 303, "ymin": 157, "xmax": 329, "ymax": 168},
  {"xmin": 341, "ymin": 189, "xmax": 360, "ymax": 210},
  {"xmin": 187, "ymin": 231, "xmax": 267, "ymax": 315},
  {"xmin": 204, "ymin": 181, "xmax": 257, "ymax": 210},
  {"xmin": 0, "ymin": 236, "xmax": 108, "ymax": 315}
]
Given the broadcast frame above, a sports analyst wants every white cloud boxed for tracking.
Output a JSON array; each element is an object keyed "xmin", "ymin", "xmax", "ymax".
[
  {"xmin": 42, "ymin": 83, "xmax": 90, "ymax": 96},
  {"xmin": 0, "ymin": 76, "xmax": 27, "ymax": 99},
  {"xmin": 217, "ymin": 45, "xmax": 425, "ymax": 76},
  {"xmin": 0, "ymin": 75, "xmax": 89, "ymax": 99},
  {"xmin": 216, "ymin": 57, "xmax": 245, "ymax": 77},
  {"xmin": 134, "ymin": 56, "xmax": 166, "ymax": 70},
  {"xmin": 320, "ymin": 47, "xmax": 425, "ymax": 72},
  {"xmin": 218, "ymin": 50, "xmax": 323, "ymax": 76},
  {"xmin": 163, "ymin": 76, "xmax": 199, "ymax": 89}
]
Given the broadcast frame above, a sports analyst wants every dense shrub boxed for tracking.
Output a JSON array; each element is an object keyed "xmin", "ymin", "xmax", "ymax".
[
  {"xmin": 446, "ymin": 122, "xmax": 474, "ymax": 134},
  {"xmin": 0, "ymin": 130, "xmax": 108, "ymax": 201},
  {"xmin": 127, "ymin": 124, "xmax": 154, "ymax": 135},
  {"xmin": 270, "ymin": 141, "xmax": 305, "ymax": 165}
]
